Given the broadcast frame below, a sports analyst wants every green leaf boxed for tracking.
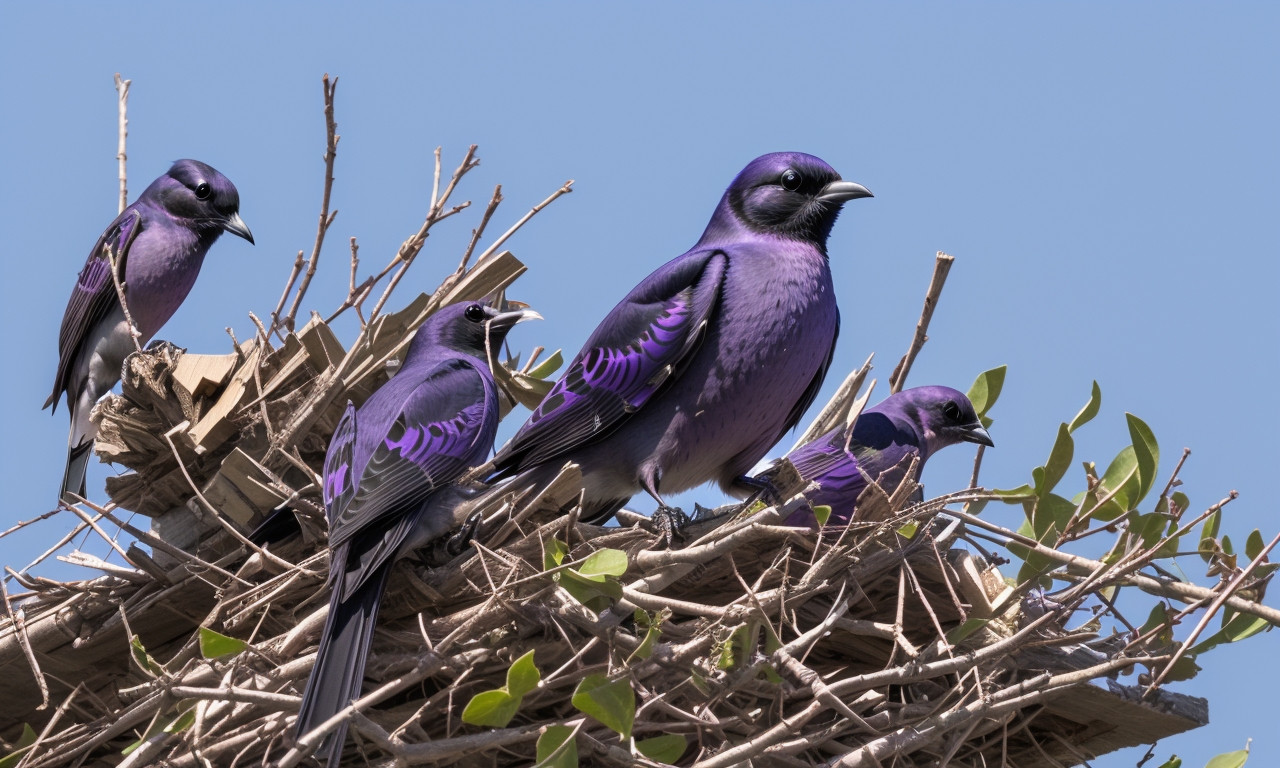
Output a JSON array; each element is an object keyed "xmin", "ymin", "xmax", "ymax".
[
  {"xmin": 1156, "ymin": 757, "xmax": 1182, "ymax": 768},
  {"xmin": 812, "ymin": 504, "xmax": 832, "ymax": 526},
  {"xmin": 946, "ymin": 618, "xmax": 991, "ymax": 644},
  {"xmin": 544, "ymin": 538, "xmax": 569, "ymax": 571},
  {"xmin": 0, "ymin": 724, "xmax": 38, "ymax": 768},
  {"xmin": 461, "ymin": 689, "xmax": 520, "ymax": 727},
  {"xmin": 572, "ymin": 674, "xmax": 635, "ymax": 740},
  {"xmin": 1068, "ymin": 381, "xmax": 1102, "ymax": 433},
  {"xmin": 896, "ymin": 520, "xmax": 919, "ymax": 539},
  {"xmin": 1204, "ymin": 747, "xmax": 1250, "ymax": 768},
  {"xmin": 560, "ymin": 570, "xmax": 622, "ymax": 611},
  {"xmin": 1031, "ymin": 493, "xmax": 1075, "ymax": 540},
  {"xmin": 130, "ymin": 635, "xmax": 165, "ymax": 678},
  {"xmin": 528, "ymin": 350, "xmax": 565, "ymax": 380},
  {"xmin": 1038, "ymin": 423, "xmax": 1074, "ymax": 496},
  {"xmin": 535, "ymin": 725, "xmax": 578, "ymax": 768},
  {"xmin": 578, "ymin": 549, "xmax": 628, "ymax": 579},
  {"xmin": 1190, "ymin": 613, "xmax": 1272, "ymax": 655},
  {"xmin": 1141, "ymin": 603, "xmax": 1173, "ymax": 644},
  {"xmin": 507, "ymin": 649, "xmax": 540, "ymax": 698},
  {"xmin": 1160, "ymin": 655, "xmax": 1202, "ymax": 682},
  {"xmin": 1204, "ymin": 509, "xmax": 1222, "ymax": 541},
  {"xmin": 966, "ymin": 365, "xmax": 1007, "ymax": 418},
  {"xmin": 1246, "ymin": 530, "xmax": 1265, "ymax": 561},
  {"xmin": 1126, "ymin": 413, "xmax": 1160, "ymax": 505},
  {"xmin": 1171, "ymin": 491, "xmax": 1191, "ymax": 516},
  {"xmin": 992, "ymin": 484, "xmax": 1035, "ymax": 502},
  {"xmin": 636, "ymin": 734, "xmax": 688, "ymax": 763},
  {"xmin": 198, "ymin": 626, "xmax": 249, "ymax": 660},
  {"xmin": 1095, "ymin": 446, "xmax": 1140, "ymax": 520},
  {"xmin": 164, "ymin": 708, "xmax": 196, "ymax": 735},
  {"xmin": 122, "ymin": 707, "xmax": 192, "ymax": 756}
]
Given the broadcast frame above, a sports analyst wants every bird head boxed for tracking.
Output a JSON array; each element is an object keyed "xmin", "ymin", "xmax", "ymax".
[
  {"xmin": 896, "ymin": 386, "xmax": 994, "ymax": 456},
  {"xmin": 408, "ymin": 300, "xmax": 542, "ymax": 363},
  {"xmin": 151, "ymin": 159, "xmax": 254, "ymax": 244},
  {"xmin": 702, "ymin": 152, "xmax": 872, "ymax": 246}
]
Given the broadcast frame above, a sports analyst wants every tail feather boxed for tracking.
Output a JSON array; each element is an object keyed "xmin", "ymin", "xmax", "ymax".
[
  {"xmin": 60, "ymin": 440, "xmax": 92, "ymax": 504},
  {"xmin": 295, "ymin": 562, "xmax": 393, "ymax": 767}
]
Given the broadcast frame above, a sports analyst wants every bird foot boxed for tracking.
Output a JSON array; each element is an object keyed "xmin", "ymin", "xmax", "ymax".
[
  {"xmin": 733, "ymin": 474, "xmax": 785, "ymax": 508},
  {"xmin": 446, "ymin": 511, "xmax": 485, "ymax": 556},
  {"xmin": 145, "ymin": 338, "xmax": 187, "ymax": 365},
  {"xmin": 645, "ymin": 505, "xmax": 691, "ymax": 550}
]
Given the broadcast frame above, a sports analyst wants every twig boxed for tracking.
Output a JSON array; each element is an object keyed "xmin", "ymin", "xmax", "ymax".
[
  {"xmin": 0, "ymin": 576, "xmax": 48, "ymax": 708},
  {"xmin": 269, "ymin": 251, "xmax": 305, "ymax": 341},
  {"xmin": 281, "ymin": 74, "xmax": 340, "ymax": 332},
  {"xmin": 1148, "ymin": 528, "xmax": 1280, "ymax": 690},
  {"xmin": 113, "ymin": 73, "xmax": 130, "ymax": 213},
  {"xmin": 888, "ymin": 251, "xmax": 954, "ymax": 393},
  {"xmin": 474, "ymin": 179, "xmax": 574, "ymax": 265}
]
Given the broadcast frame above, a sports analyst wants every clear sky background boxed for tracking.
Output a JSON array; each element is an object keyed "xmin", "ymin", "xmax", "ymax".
[{"xmin": 1, "ymin": 4, "xmax": 1276, "ymax": 766}]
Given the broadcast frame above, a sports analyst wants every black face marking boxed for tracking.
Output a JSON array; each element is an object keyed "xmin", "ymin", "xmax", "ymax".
[
  {"xmin": 943, "ymin": 401, "xmax": 962, "ymax": 421},
  {"xmin": 464, "ymin": 304, "xmax": 486, "ymax": 323}
]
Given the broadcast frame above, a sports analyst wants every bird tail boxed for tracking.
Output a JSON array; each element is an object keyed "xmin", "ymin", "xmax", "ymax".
[
  {"xmin": 295, "ymin": 562, "xmax": 393, "ymax": 767},
  {"xmin": 60, "ymin": 439, "xmax": 92, "ymax": 504}
]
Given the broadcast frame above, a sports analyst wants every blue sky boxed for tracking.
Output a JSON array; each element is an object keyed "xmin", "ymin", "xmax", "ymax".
[{"xmin": 1, "ymin": 4, "xmax": 1276, "ymax": 766}]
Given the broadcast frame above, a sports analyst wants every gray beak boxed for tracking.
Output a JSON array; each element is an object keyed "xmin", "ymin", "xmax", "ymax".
[
  {"xmin": 961, "ymin": 423, "xmax": 995, "ymax": 448},
  {"xmin": 488, "ymin": 307, "xmax": 543, "ymax": 334},
  {"xmin": 817, "ymin": 180, "xmax": 874, "ymax": 203},
  {"xmin": 223, "ymin": 211, "xmax": 255, "ymax": 244}
]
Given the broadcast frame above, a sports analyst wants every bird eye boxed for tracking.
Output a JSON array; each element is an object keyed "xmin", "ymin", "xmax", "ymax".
[
  {"xmin": 943, "ymin": 401, "xmax": 962, "ymax": 421},
  {"xmin": 780, "ymin": 169, "xmax": 802, "ymax": 191},
  {"xmin": 194, "ymin": 182, "xmax": 212, "ymax": 200},
  {"xmin": 464, "ymin": 304, "xmax": 486, "ymax": 322}
]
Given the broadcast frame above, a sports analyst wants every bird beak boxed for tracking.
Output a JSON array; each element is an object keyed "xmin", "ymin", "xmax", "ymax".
[
  {"xmin": 223, "ymin": 212, "xmax": 255, "ymax": 244},
  {"xmin": 960, "ymin": 422, "xmax": 995, "ymax": 447},
  {"xmin": 488, "ymin": 307, "xmax": 543, "ymax": 333},
  {"xmin": 817, "ymin": 180, "xmax": 873, "ymax": 203}
]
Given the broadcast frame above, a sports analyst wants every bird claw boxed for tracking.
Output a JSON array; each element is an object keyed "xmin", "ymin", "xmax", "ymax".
[
  {"xmin": 421, "ymin": 512, "xmax": 484, "ymax": 566},
  {"xmin": 734, "ymin": 474, "xmax": 784, "ymax": 508},
  {"xmin": 646, "ymin": 505, "xmax": 691, "ymax": 549},
  {"xmin": 446, "ymin": 511, "xmax": 485, "ymax": 556}
]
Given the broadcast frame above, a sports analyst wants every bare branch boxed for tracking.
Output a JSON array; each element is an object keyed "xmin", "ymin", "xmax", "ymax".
[{"xmin": 888, "ymin": 251, "xmax": 954, "ymax": 393}]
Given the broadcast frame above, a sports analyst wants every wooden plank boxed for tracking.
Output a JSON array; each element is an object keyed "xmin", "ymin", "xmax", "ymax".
[
  {"xmin": 170, "ymin": 352, "xmax": 239, "ymax": 399},
  {"xmin": 200, "ymin": 448, "xmax": 288, "ymax": 527},
  {"xmin": 188, "ymin": 341, "xmax": 262, "ymax": 455}
]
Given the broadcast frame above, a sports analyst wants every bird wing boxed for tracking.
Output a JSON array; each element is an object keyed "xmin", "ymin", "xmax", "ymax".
[
  {"xmin": 322, "ymin": 402, "xmax": 358, "ymax": 521},
  {"xmin": 326, "ymin": 360, "xmax": 493, "ymax": 559},
  {"xmin": 45, "ymin": 208, "xmax": 143, "ymax": 410},
  {"xmin": 781, "ymin": 308, "xmax": 840, "ymax": 440},
  {"xmin": 491, "ymin": 249, "xmax": 728, "ymax": 475}
]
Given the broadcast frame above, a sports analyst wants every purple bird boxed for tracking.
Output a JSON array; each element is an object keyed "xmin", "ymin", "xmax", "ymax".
[
  {"xmin": 45, "ymin": 160, "xmax": 253, "ymax": 502},
  {"xmin": 295, "ymin": 301, "xmax": 536, "ymax": 766},
  {"xmin": 488, "ymin": 153, "xmax": 871, "ymax": 531},
  {"xmin": 776, "ymin": 386, "xmax": 993, "ymax": 526}
]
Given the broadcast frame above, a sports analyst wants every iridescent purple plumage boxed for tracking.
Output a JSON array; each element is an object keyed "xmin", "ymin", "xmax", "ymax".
[
  {"xmin": 295, "ymin": 302, "xmax": 536, "ymax": 766},
  {"xmin": 777, "ymin": 386, "xmax": 993, "ymax": 526},
  {"xmin": 46, "ymin": 159, "xmax": 253, "ymax": 502},
  {"xmin": 489, "ymin": 152, "xmax": 872, "ymax": 523}
]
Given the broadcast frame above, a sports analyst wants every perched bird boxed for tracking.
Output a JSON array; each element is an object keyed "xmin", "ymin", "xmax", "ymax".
[
  {"xmin": 295, "ymin": 301, "xmax": 536, "ymax": 766},
  {"xmin": 45, "ymin": 160, "xmax": 254, "ymax": 502},
  {"xmin": 775, "ymin": 386, "xmax": 993, "ymax": 526},
  {"xmin": 488, "ymin": 152, "xmax": 871, "ymax": 529}
]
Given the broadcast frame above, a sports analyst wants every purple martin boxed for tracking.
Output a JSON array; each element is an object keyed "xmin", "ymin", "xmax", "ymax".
[
  {"xmin": 46, "ymin": 160, "xmax": 253, "ymax": 502},
  {"xmin": 488, "ymin": 152, "xmax": 871, "ymax": 526},
  {"xmin": 295, "ymin": 301, "xmax": 536, "ymax": 765}
]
